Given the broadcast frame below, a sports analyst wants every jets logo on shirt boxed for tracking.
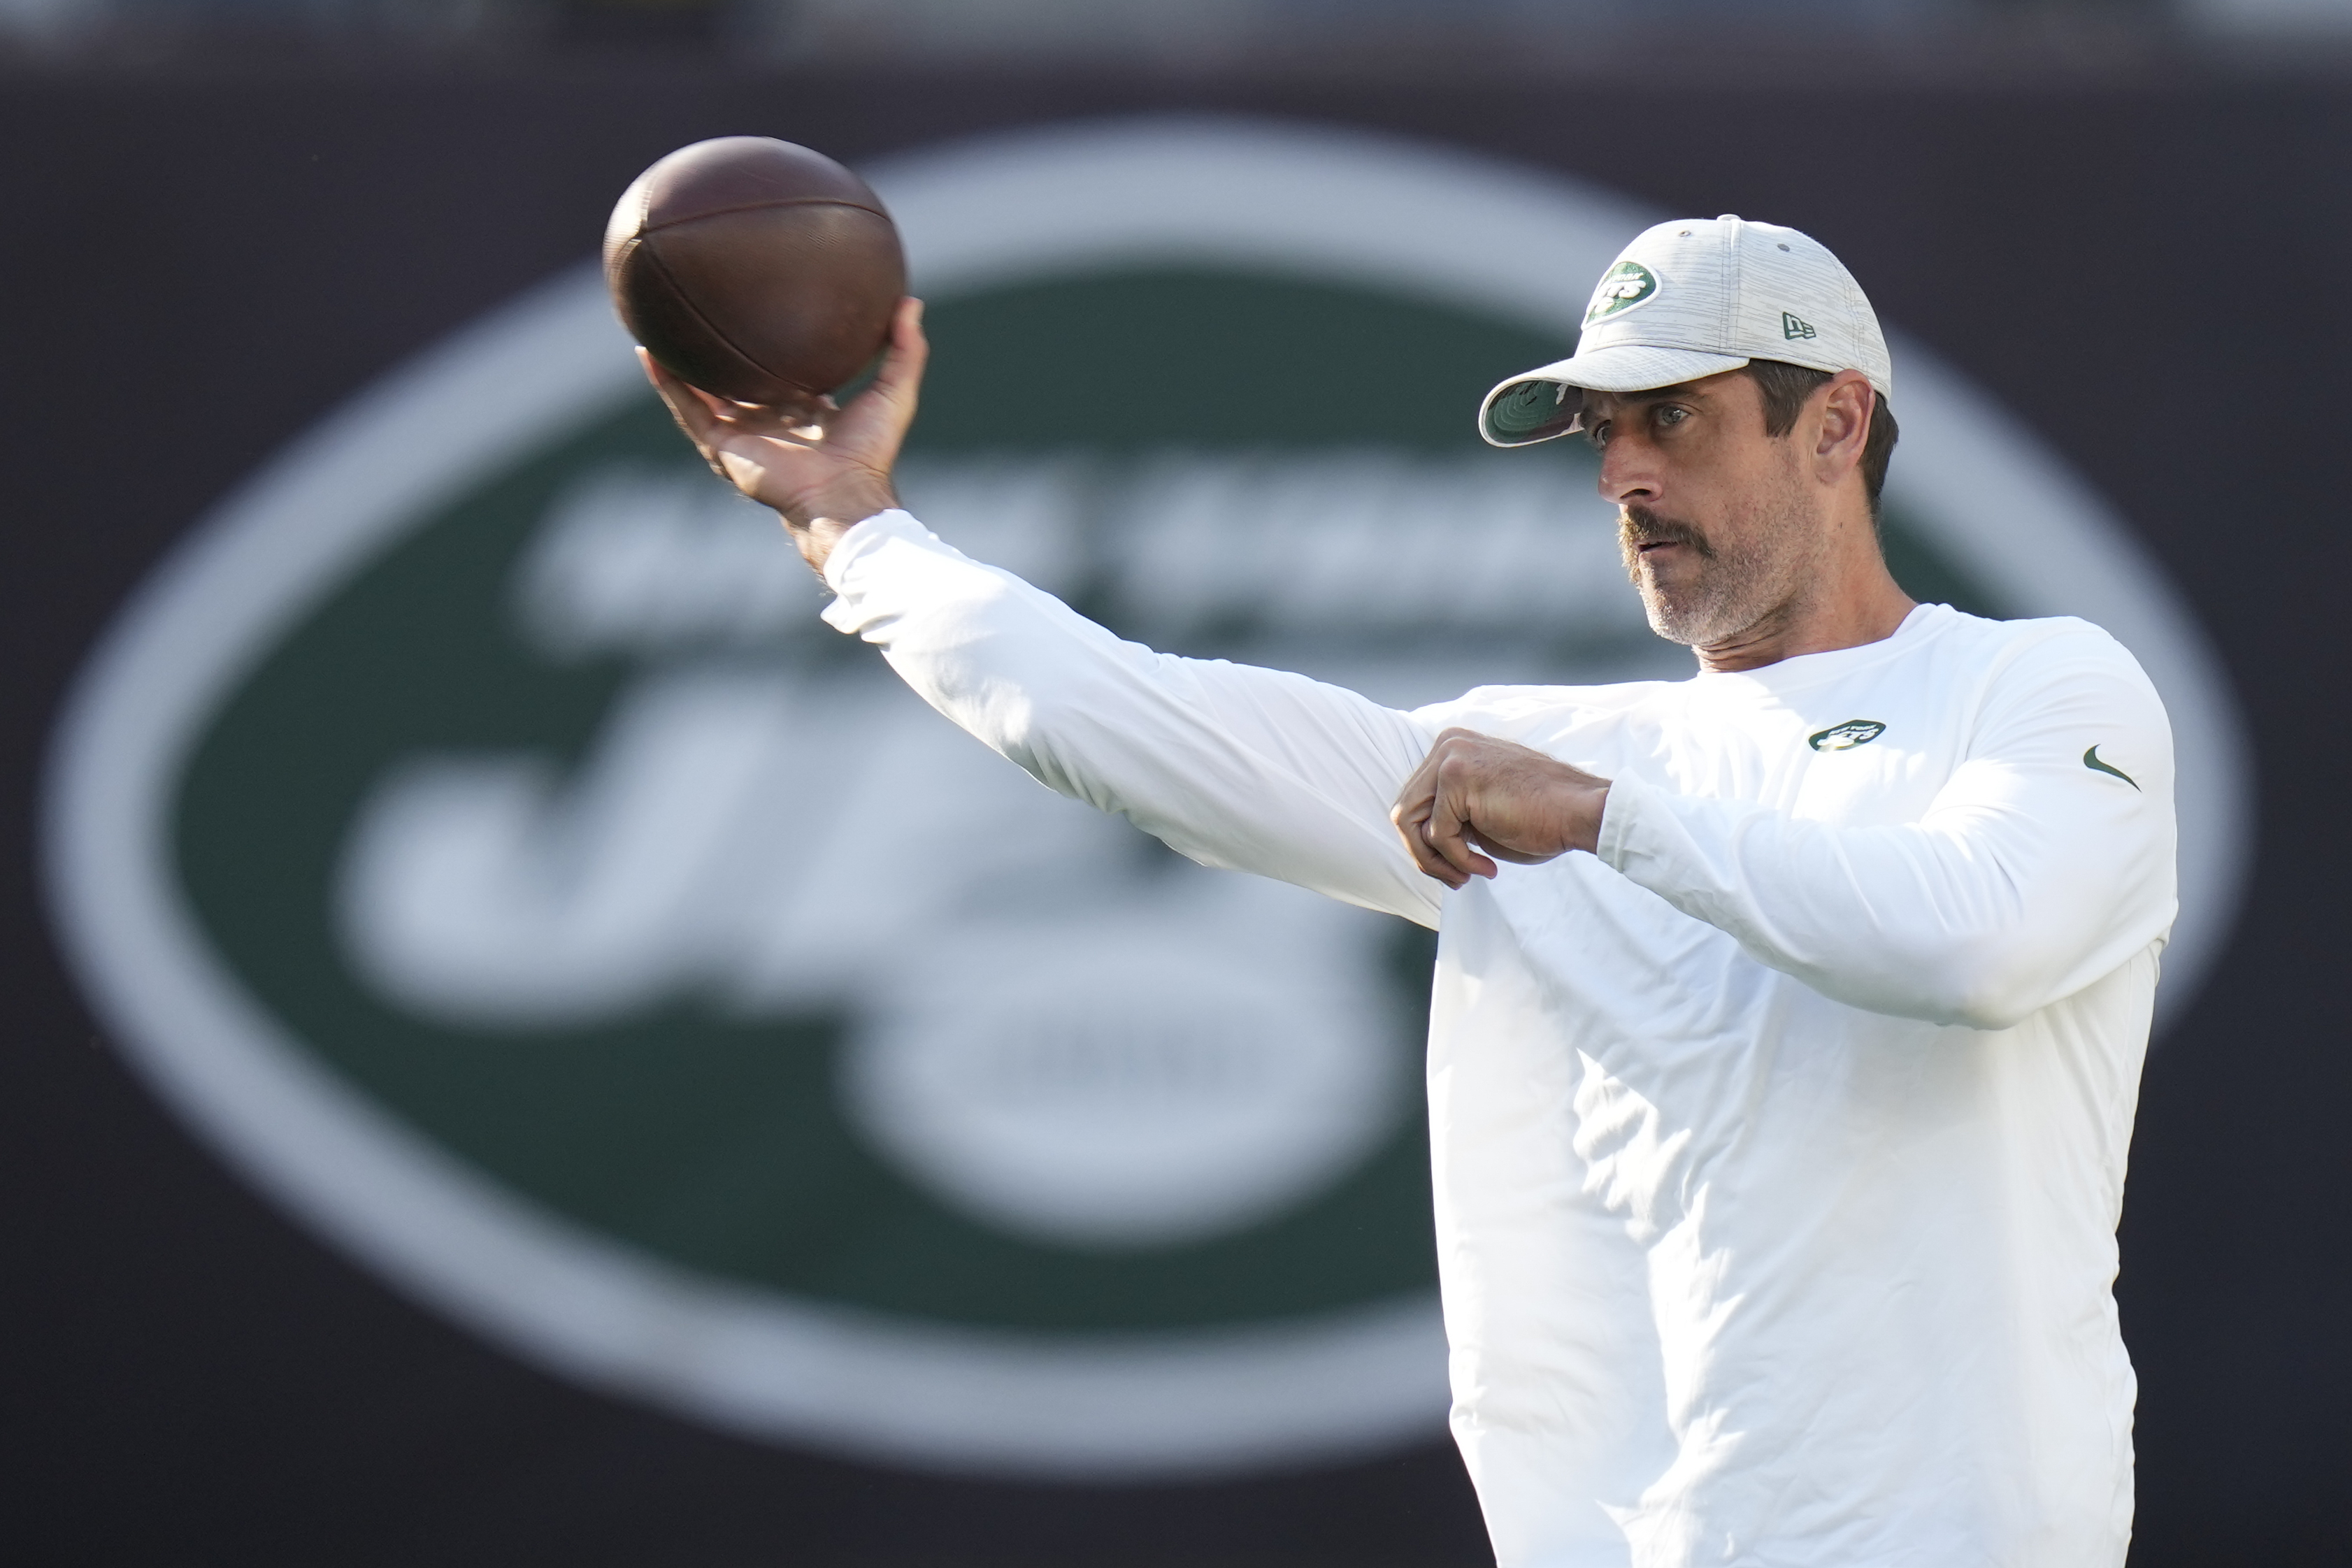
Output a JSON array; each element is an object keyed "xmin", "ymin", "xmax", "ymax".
[{"xmin": 1809, "ymin": 719, "xmax": 1886, "ymax": 752}]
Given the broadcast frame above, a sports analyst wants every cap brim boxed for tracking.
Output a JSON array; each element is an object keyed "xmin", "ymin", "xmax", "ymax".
[{"xmin": 1477, "ymin": 344, "xmax": 1753, "ymax": 448}]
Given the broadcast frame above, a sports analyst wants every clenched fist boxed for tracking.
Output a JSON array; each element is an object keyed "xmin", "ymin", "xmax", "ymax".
[{"xmin": 1390, "ymin": 728, "xmax": 1612, "ymax": 889}]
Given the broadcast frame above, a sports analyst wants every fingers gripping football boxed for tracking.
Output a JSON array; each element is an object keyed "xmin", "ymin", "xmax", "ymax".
[
  {"xmin": 1390, "ymin": 728, "xmax": 1612, "ymax": 889},
  {"xmin": 639, "ymin": 295, "xmax": 928, "ymax": 572}
]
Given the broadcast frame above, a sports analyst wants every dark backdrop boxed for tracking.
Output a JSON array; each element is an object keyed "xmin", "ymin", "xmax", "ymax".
[{"xmin": 1, "ymin": 61, "xmax": 2344, "ymax": 1566}]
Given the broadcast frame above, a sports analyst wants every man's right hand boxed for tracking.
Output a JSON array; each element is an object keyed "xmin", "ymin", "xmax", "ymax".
[{"xmin": 638, "ymin": 295, "xmax": 928, "ymax": 575}]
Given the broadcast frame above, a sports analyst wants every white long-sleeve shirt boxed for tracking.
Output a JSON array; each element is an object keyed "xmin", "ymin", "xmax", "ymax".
[{"xmin": 820, "ymin": 510, "xmax": 2177, "ymax": 1568}]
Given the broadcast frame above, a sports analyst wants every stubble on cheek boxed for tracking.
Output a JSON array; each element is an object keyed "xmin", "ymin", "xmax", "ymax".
[
  {"xmin": 1617, "ymin": 465, "xmax": 1824, "ymax": 647},
  {"xmin": 1619, "ymin": 504, "xmax": 1724, "ymax": 642}
]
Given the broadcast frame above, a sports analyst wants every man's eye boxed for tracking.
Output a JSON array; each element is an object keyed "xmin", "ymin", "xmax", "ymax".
[
  {"xmin": 1656, "ymin": 405, "xmax": 1690, "ymax": 427},
  {"xmin": 1586, "ymin": 420, "xmax": 1612, "ymax": 449}
]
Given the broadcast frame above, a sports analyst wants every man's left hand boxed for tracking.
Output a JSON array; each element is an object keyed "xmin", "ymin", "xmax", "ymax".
[{"xmin": 1390, "ymin": 729, "xmax": 1612, "ymax": 889}]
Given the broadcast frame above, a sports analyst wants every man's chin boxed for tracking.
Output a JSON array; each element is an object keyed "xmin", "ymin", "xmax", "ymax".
[
  {"xmin": 1637, "ymin": 598, "xmax": 1694, "ymax": 645},
  {"xmin": 1638, "ymin": 587, "xmax": 1729, "ymax": 647}
]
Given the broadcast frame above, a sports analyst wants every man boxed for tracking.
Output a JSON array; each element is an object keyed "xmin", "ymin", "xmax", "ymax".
[{"xmin": 645, "ymin": 215, "xmax": 2174, "ymax": 1567}]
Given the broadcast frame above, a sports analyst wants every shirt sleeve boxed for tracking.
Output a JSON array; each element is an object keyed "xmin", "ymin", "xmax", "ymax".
[
  {"xmin": 1592, "ymin": 627, "xmax": 2179, "ymax": 1029},
  {"xmin": 819, "ymin": 510, "xmax": 1446, "ymax": 926}
]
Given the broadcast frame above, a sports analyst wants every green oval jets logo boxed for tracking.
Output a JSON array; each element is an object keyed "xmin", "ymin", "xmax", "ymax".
[
  {"xmin": 1584, "ymin": 259, "xmax": 1658, "ymax": 324},
  {"xmin": 1809, "ymin": 719, "xmax": 1886, "ymax": 752},
  {"xmin": 41, "ymin": 117, "xmax": 2252, "ymax": 1479}
]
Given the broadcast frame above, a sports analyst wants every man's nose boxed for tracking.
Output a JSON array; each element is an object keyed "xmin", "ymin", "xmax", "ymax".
[{"xmin": 1598, "ymin": 436, "xmax": 1658, "ymax": 508}]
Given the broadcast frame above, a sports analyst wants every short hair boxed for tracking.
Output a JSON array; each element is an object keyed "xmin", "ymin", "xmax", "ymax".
[{"xmin": 1743, "ymin": 359, "xmax": 1899, "ymax": 518}]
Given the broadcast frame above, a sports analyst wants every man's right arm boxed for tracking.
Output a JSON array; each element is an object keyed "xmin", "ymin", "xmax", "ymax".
[
  {"xmin": 638, "ymin": 296, "xmax": 1446, "ymax": 925},
  {"xmin": 819, "ymin": 510, "xmax": 1444, "ymax": 927}
]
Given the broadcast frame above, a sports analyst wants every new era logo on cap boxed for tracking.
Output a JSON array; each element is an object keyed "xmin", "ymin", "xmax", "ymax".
[{"xmin": 1478, "ymin": 215, "xmax": 1893, "ymax": 448}]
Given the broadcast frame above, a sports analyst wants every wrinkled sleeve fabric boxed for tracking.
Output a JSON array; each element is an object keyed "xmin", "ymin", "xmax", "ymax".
[
  {"xmin": 1593, "ymin": 626, "xmax": 2179, "ymax": 1029},
  {"xmin": 820, "ymin": 510, "xmax": 1446, "ymax": 927}
]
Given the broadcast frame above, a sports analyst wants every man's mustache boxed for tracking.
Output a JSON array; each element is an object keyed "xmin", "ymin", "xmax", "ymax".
[{"xmin": 1619, "ymin": 505, "xmax": 1715, "ymax": 558}]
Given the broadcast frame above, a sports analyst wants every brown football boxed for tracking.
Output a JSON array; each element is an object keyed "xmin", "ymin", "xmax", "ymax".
[{"xmin": 603, "ymin": 136, "xmax": 905, "ymax": 405}]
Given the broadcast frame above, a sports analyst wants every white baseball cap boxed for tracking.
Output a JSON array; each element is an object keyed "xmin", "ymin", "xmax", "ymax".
[{"xmin": 1478, "ymin": 215, "xmax": 1893, "ymax": 447}]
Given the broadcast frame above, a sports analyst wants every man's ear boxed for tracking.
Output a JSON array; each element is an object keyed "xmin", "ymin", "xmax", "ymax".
[{"xmin": 1812, "ymin": 371, "xmax": 1874, "ymax": 487}]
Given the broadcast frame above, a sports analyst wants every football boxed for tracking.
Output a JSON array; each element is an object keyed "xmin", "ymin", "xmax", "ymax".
[{"xmin": 603, "ymin": 136, "xmax": 905, "ymax": 405}]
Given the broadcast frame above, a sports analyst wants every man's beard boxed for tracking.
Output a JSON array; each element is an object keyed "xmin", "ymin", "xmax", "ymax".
[{"xmin": 1618, "ymin": 477, "xmax": 1822, "ymax": 647}]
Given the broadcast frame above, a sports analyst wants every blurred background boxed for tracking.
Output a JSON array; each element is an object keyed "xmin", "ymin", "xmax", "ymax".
[
  {"xmin": 4, "ymin": 3, "xmax": 2349, "ymax": 1566},
  {"xmin": 3, "ymin": 0, "xmax": 2352, "ymax": 61}
]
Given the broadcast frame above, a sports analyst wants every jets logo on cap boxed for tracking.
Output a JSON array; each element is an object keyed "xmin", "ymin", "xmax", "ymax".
[{"xmin": 1584, "ymin": 260, "xmax": 1658, "ymax": 325}]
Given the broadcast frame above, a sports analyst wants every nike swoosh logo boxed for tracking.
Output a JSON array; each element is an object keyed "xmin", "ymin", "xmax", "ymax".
[{"xmin": 2084, "ymin": 745, "xmax": 2139, "ymax": 790}]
